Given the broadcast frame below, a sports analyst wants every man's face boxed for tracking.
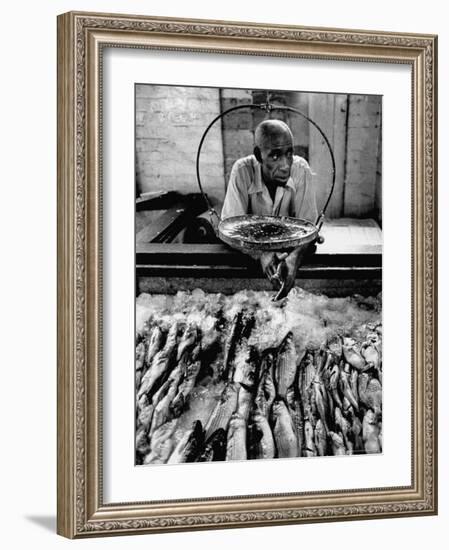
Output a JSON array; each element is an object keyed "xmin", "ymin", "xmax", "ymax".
[{"xmin": 258, "ymin": 132, "xmax": 294, "ymax": 187}]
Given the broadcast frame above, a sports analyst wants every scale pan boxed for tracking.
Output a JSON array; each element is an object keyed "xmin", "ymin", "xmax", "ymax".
[{"xmin": 218, "ymin": 214, "xmax": 318, "ymax": 253}]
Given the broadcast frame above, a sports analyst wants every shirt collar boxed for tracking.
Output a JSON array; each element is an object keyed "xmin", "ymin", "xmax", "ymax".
[{"xmin": 248, "ymin": 155, "xmax": 295, "ymax": 194}]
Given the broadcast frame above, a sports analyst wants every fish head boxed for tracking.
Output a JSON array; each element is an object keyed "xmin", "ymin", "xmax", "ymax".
[
  {"xmin": 304, "ymin": 420, "xmax": 314, "ymax": 438},
  {"xmin": 190, "ymin": 343, "xmax": 202, "ymax": 361},
  {"xmin": 342, "ymin": 396, "xmax": 355, "ymax": 418},
  {"xmin": 271, "ymin": 399, "xmax": 287, "ymax": 416},
  {"xmin": 279, "ymin": 331, "xmax": 293, "ymax": 350},
  {"xmin": 330, "ymin": 363, "xmax": 340, "ymax": 384},
  {"xmin": 330, "ymin": 431, "xmax": 344, "ymax": 445},
  {"xmin": 364, "ymin": 409, "xmax": 376, "ymax": 424}
]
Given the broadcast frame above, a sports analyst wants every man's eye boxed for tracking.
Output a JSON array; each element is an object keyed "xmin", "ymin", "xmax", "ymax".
[{"xmin": 272, "ymin": 154, "xmax": 279, "ymax": 160}]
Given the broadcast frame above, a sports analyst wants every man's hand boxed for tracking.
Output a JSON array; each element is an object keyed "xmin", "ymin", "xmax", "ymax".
[
  {"xmin": 261, "ymin": 241, "xmax": 317, "ymax": 300},
  {"xmin": 274, "ymin": 240, "xmax": 319, "ymax": 300},
  {"xmin": 260, "ymin": 252, "xmax": 281, "ymax": 289},
  {"xmin": 272, "ymin": 248, "xmax": 304, "ymax": 300}
]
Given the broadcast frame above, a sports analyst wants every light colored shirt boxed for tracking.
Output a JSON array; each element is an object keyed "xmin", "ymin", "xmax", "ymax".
[{"xmin": 221, "ymin": 154, "xmax": 318, "ymax": 223}]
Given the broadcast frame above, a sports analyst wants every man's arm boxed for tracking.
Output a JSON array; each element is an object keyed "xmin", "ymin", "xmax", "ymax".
[{"xmin": 221, "ymin": 161, "xmax": 250, "ymax": 220}]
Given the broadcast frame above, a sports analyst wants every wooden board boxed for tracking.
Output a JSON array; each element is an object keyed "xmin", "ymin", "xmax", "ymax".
[
  {"xmin": 138, "ymin": 275, "xmax": 381, "ymax": 298},
  {"xmin": 343, "ymin": 96, "xmax": 382, "ymax": 217},
  {"xmin": 318, "ymin": 218, "xmax": 382, "ymax": 255},
  {"xmin": 309, "ymin": 93, "xmax": 348, "ymax": 219}
]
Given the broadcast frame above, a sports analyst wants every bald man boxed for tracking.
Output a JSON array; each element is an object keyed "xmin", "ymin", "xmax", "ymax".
[{"xmin": 221, "ymin": 119, "xmax": 318, "ymax": 298}]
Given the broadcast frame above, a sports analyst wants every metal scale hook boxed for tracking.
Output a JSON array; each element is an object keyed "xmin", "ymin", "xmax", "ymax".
[{"xmin": 195, "ymin": 92, "xmax": 337, "ymax": 244}]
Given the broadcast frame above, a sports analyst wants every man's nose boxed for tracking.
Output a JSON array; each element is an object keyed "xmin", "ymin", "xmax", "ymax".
[{"xmin": 279, "ymin": 155, "xmax": 290, "ymax": 171}]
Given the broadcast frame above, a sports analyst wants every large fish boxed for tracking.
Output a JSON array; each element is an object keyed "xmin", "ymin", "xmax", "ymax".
[
  {"xmin": 137, "ymin": 322, "xmax": 179, "ymax": 400},
  {"xmin": 349, "ymin": 368, "xmax": 359, "ymax": 403},
  {"xmin": 327, "ymin": 333, "xmax": 343, "ymax": 360},
  {"xmin": 222, "ymin": 310, "xmax": 254, "ymax": 380},
  {"xmin": 297, "ymin": 352, "xmax": 315, "ymax": 402},
  {"xmin": 137, "ymin": 398, "xmax": 154, "ymax": 432},
  {"xmin": 359, "ymin": 376, "xmax": 382, "ymax": 419},
  {"xmin": 150, "ymin": 378, "xmax": 170, "ymax": 410},
  {"xmin": 361, "ymin": 340, "xmax": 381, "ymax": 370},
  {"xmin": 303, "ymin": 352, "xmax": 318, "ymax": 390},
  {"xmin": 145, "ymin": 324, "xmax": 165, "ymax": 370},
  {"xmin": 143, "ymin": 420, "xmax": 176, "ymax": 464},
  {"xmin": 328, "ymin": 362, "xmax": 343, "ymax": 409},
  {"xmin": 197, "ymin": 429, "xmax": 227, "ymax": 462},
  {"xmin": 342, "ymin": 396, "xmax": 355, "ymax": 420},
  {"xmin": 240, "ymin": 309, "xmax": 256, "ymax": 339},
  {"xmin": 334, "ymin": 407, "xmax": 353, "ymax": 454},
  {"xmin": 286, "ymin": 387, "xmax": 303, "ymax": 456},
  {"xmin": 301, "ymin": 386, "xmax": 315, "ymax": 428},
  {"xmin": 248, "ymin": 409, "xmax": 275, "ymax": 460},
  {"xmin": 362, "ymin": 409, "xmax": 381, "ymax": 453},
  {"xmin": 236, "ymin": 383, "xmax": 253, "ymax": 423},
  {"xmin": 149, "ymin": 363, "xmax": 183, "ymax": 435},
  {"xmin": 222, "ymin": 311, "xmax": 242, "ymax": 378},
  {"xmin": 168, "ymin": 420, "xmax": 204, "ymax": 464},
  {"xmin": 135, "ymin": 342, "xmax": 146, "ymax": 386},
  {"xmin": 204, "ymin": 382, "xmax": 239, "ymax": 439},
  {"xmin": 170, "ymin": 345, "xmax": 202, "ymax": 416},
  {"xmin": 312, "ymin": 373, "xmax": 329, "ymax": 433},
  {"xmin": 275, "ymin": 332, "xmax": 297, "ymax": 398},
  {"xmin": 135, "ymin": 425, "xmax": 151, "ymax": 456},
  {"xmin": 150, "ymin": 353, "xmax": 185, "ymax": 410},
  {"xmin": 314, "ymin": 419, "xmax": 328, "ymax": 456},
  {"xmin": 303, "ymin": 419, "xmax": 317, "ymax": 457},
  {"xmin": 339, "ymin": 364, "xmax": 359, "ymax": 411},
  {"xmin": 329, "ymin": 431, "xmax": 346, "ymax": 455},
  {"xmin": 136, "ymin": 341, "xmax": 146, "ymax": 370},
  {"xmin": 326, "ymin": 388, "xmax": 335, "ymax": 421},
  {"xmin": 176, "ymin": 323, "xmax": 198, "ymax": 361},
  {"xmin": 226, "ymin": 413, "xmax": 247, "ymax": 461},
  {"xmin": 143, "ymin": 438, "xmax": 174, "ymax": 464},
  {"xmin": 255, "ymin": 351, "xmax": 276, "ymax": 418},
  {"xmin": 342, "ymin": 339, "xmax": 366, "ymax": 371},
  {"xmin": 271, "ymin": 399, "xmax": 298, "ymax": 458},
  {"xmin": 352, "ymin": 416, "xmax": 364, "ymax": 453},
  {"xmin": 150, "ymin": 418, "xmax": 177, "ymax": 450},
  {"xmin": 233, "ymin": 344, "xmax": 258, "ymax": 389}
]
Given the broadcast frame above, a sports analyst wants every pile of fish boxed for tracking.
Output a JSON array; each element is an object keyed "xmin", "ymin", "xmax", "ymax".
[{"xmin": 135, "ymin": 289, "xmax": 382, "ymax": 465}]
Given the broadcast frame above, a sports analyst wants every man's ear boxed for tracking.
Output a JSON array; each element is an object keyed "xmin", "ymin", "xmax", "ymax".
[{"xmin": 254, "ymin": 146, "xmax": 262, "ymax": 163}]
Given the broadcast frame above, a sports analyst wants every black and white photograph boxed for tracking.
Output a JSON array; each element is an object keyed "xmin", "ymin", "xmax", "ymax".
[{"xmin": 135, "ymin": 83, "xmax": 383, "ymax": 466}]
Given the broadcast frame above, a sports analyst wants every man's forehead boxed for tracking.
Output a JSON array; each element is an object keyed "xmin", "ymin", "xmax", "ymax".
[{"xmin": 260, "ymin": 132, "xmax": 293, "ymax": 150}]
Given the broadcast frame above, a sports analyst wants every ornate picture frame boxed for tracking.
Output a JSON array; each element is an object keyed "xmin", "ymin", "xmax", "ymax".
[{"xmin": 57, "ymin": 11, "xmax": 437, "ymax": 538}]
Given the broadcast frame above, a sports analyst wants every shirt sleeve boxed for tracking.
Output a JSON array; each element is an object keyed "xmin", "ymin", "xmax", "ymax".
[{"xmin": 221, "ymin": 160, "xmax": 250, "ymax": 220}]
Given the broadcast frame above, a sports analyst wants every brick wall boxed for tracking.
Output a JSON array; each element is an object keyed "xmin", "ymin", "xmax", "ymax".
[{"xmin": 136, "ymin": 84, "xmax": 225, "ymax": 206}]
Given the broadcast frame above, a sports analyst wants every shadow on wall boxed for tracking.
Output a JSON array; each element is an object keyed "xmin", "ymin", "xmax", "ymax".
[{"xmin": 24, "ymin": 515, "xmax": 56, "ymax": 533}]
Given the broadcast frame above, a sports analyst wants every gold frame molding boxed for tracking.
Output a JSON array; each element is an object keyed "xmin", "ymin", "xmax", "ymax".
[{"xmin": 57, "ymin": 11, "xmax": 438, "ymax": 538}]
